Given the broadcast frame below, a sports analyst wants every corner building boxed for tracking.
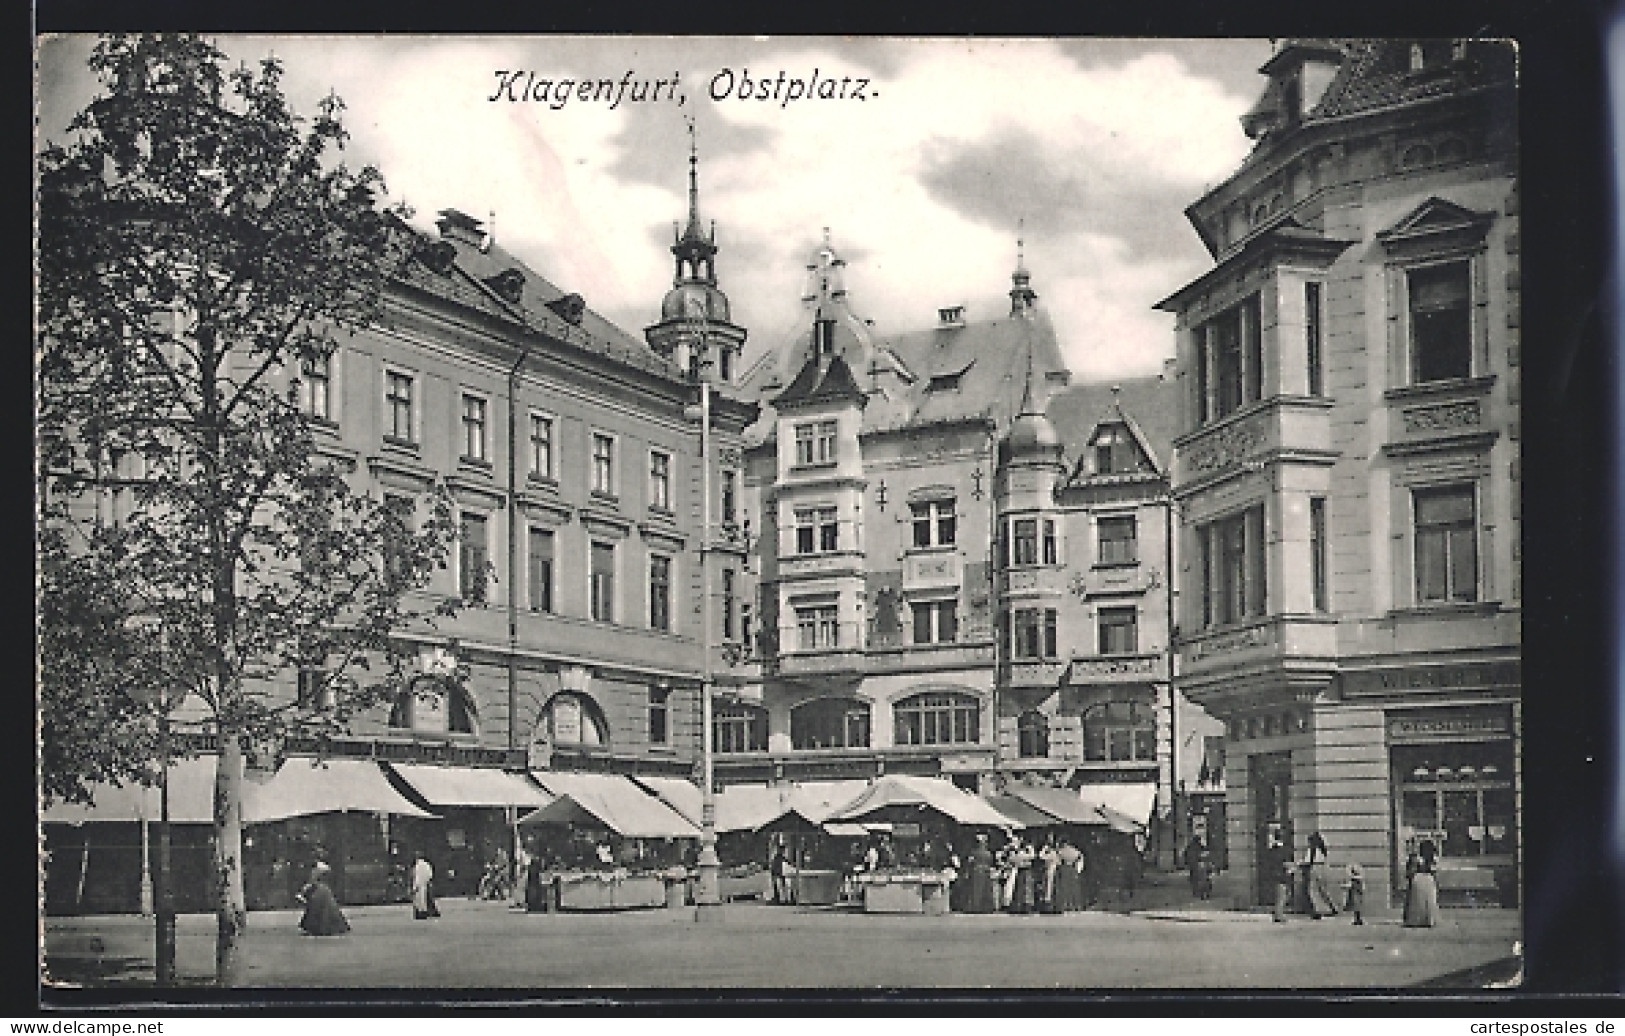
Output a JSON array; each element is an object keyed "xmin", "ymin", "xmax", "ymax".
[{"xmin": 1158, "ymin": 39, "xmax": 1519, "ymax": 909}]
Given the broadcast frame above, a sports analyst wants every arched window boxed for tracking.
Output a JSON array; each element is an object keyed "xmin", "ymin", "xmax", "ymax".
[
  {"xmin": 791, "ymin": 697, "xmax": 871, "ymax": 750},
  {"xmin": 714, "ymin": 705, "xmax": 768, "ymax": 754},
  {"xmin": 894, "ymin": 692, "xmax": 981, "ymax": 747},
  {"xmin": 1082, "ymin": 701, "xmax": 1157, "ymax": 762},
  {"xmin": 1017, "ymin": 710, "xmax": 1050, "ymax": 758},
  {"xmin": 389, "ymin": 677, "xmax": 477, "ymax": 735},
  {"xmin": 541, "ymin": 692, "xmax": 609, "ymax": 747}
]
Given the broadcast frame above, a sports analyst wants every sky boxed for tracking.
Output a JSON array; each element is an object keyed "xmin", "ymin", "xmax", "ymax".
[{"xmin": 36, "ymin": 35, "xmax": 1274, "ymax": 383}]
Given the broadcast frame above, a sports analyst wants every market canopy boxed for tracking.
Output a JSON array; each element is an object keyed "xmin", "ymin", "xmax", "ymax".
[
  {"xmin": 243, "ymin": 758, "xmax": 436, "ymax": 823},
  {"xmin": 628, "ymin": 778, "xmax": 873, "ymax": 835},
  {"xmin": 1073, "ymin": 783, "xmax": 1157, "ymax": 833},
  {"xmin": 825, "ymin": 775, "xmax": 1019, "ymax": 829},
  {"xmin": 523, "ymin": 772, "xmax": 699, "ymax": 839},
  {"xmin": 41, "ymin": 755, "xmax": 222, "ymax": 825},
  {"xmin": 387, "ymin": 763, "xmax": 552, "ymax": 809},
  {"xmin": 984, "ymin": 794, "xmax": 1067, "ymax": 829},
  {"xmin": 1005, "ymin": 786, "xmax": 1110, "ymax": 827}
]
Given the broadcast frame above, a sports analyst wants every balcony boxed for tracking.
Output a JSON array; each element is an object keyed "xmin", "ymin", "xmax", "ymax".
[
  {"xmin": 1066, "ymin": 652, "xmax": 1164, "ymax": 684},
  {"xmin": 1177, "ymin": 614, "xmax": 1338, "ymax": 674},
  {"xmin": 1172, "ymin": 397, "xmax": 1336, "ymax": 495},
  {"xmin": 1381, "ymin": 375, "xmax": 1499, "ymax": 458},
  {"xmin": 778, "ymin": 550, "xmax": 865, "ymax": 583},
  {"xmin": 865, "ymin": 641, "xmax": 994, "ymax": 675},
  {"xmin": 1000, "ymin": 565, "xmax": 1070, "ymax": 598},
  {"xmin": 903, "ymin": 548, "xmax": 959, "ymax": 593},
  {"xmin": 999, "ymin": 659, "xmax": 1067, "ymax": 689},
  {"xmin": 1073, "ymin": 563, "xmax": 1156, "ymax": 598}
]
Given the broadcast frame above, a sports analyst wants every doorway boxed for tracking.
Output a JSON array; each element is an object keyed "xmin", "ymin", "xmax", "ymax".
[{"xmin": 1249, "ymin": 751, "xmax": 1293, "ymax": 905}]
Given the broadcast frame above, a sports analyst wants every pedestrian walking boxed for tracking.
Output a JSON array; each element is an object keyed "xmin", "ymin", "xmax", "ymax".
[
  {"xmin": 1053, "ymin": 839, "xmax": 1085, "ymax": 912},
  {"xmin": 770, "ymin": 838, "xmax": 790, "ymax": 905},
  {"xmin": 512, "ymin": 840, "xmax": 532, "ymax": 910},
  {"xmin": 297, "ymin": 861, "xmax": 350, "ymax": 936},
  {"xmin": 965, "ymin": 833, "xmax": 997, "ymax": 913},
  {"xmin": 1270, "ymin": 834, "xmax": 1292, "ymax": 922},
  {"xmin": 410, "ymin": 850, "xmax": 440, "ymax": 920},
  {"xmin": 1304, "ymin": 832, "xmax": 1340, "ymax": 919},
  {"xmin": 1403, "ymin": 839, "xmax": 1441, "ymax": 928},
  {"xmin": 1345, "ymin": 860, "xmax": 1366, "ymax": 925}
]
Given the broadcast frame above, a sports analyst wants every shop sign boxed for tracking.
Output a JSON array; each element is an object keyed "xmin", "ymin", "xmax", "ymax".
[
  {"xmin": 552, "ymin": 696, "xmax": 582, "ymax": 744},
  {"xmin": 1387, "ymin": 705, "xmax": 1510, "ymax": 743},
  {"xmin": 1344, "ymin": 660, "xmax": 1519, "ymax": 697}
]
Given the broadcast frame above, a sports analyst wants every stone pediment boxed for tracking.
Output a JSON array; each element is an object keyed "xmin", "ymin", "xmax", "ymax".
[{"xmin": 1376, "ymin": 197, "xmax": 1495, "ymax": 257}]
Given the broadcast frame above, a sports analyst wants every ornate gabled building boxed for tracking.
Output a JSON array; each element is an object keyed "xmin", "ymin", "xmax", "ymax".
[{"xmin": 1157, "ymin": 39, "xmax": 1519, "ymax": 909}]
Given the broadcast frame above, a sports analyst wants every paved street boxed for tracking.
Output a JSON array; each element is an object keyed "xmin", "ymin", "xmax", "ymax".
[{"xmin": 44, "ymin": 896, "xmax": 1521, "ymax": 991}]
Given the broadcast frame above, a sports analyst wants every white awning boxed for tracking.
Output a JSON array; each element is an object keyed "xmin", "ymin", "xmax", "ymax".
[
  {"xmin": 41, "ymin": 755, "xmax": 223, "ymax": 825},
  {"xmin": 243, "ymin": 758, "xmax": 436, "ymax": 823},
  {"xmin": 1074, "ymin": 783, "xmax": 1157, "ymax": 832},
  {"xmin": 387, "ymin": 763, "xmax": 552, "ymax": 808},
  {"xmin": 825, "ymin": 775, "xmax": 1018, "ymax": 829},
  {"xmin": 524, "ymin": 772, "xmax": 699, "ymax": 839}
]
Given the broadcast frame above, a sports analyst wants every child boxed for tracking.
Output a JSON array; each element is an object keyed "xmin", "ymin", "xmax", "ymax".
[{"xmin": 1345, "ymin": 860, "xmax": 1366, "ymax": 926}]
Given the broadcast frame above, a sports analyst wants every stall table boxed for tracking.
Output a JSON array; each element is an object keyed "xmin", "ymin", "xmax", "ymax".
[
  {"xmin": 787, "ymin": 868, "xmax": 844, "ymax": 906},
  {"xmin": 545, "ymin": 870, "xmax": 668, "ymax": 911},
  {"xmin": 855, "ymin": 871, "xmax": 952, "ymax": 915}
]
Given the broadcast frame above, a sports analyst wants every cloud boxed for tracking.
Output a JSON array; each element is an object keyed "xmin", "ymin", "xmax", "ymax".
[{"xmin": 35, "ymin": 35, "xmax": 1273, "ymax": 381}]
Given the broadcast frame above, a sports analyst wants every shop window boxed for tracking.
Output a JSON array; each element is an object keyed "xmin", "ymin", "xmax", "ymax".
[
  {"xmin": 1199, "ymin": 505, "xmax": 1266, "ymax": 627},
  {"xmin": 544, "ymin": 692, "xmax": 608, "ymax": 747},
  {"xmin": 1099, "ymin": 515, "xmax": 1137, "ymax": 565},
  {"xmin": 1393, "ymin": 741, "xmax": 1515, "ymax": 862},
  {"xmin": 1408, "ymin": 262, "xmax": 1472, "ymax": 384},
  {"xmin": 1017, "ymin": 710, "xmax": 1049, "ymax": 758},
  {"xmin": 459, "ymin": 512, "xmax": 489, "ymax": 604},
  {"xmin": 1414, "ymin": 484, "xmax": 1477, "ymax": 603},
  {"xmin": 1098, "ymin": 606, "xmax": 1139, "ymax": 656},
  {"xmin": 714, "ymin": 705, "xmax": 768, "ymax": 754},
  {"xmin": 791, "ymin": 697, "xmax": 871, "ymax": 750},
  {"xmin": 1083, "ymin": 701, "xmax": 1157, "ymax": 763},
  {"xmin": 910, "ymin": 499, "xmax": 956, "ymax": 548},
  {"xmin": 390, "ymin": 677, "xmax": 476, "ymax": 735},
  {"xmin": 911, "ymin": 599, "xmax": 958, "ymax": 645},
  {"xmin": 894, "ymin": 692, "xmax": 981, "ymax": 747},
  {"xmin": 1198, "ymin": 294, "xmax": 1262, "ymax": 425}
]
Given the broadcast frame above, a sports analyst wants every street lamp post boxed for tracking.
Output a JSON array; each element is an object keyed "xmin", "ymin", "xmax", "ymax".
[
  {"xmin": 155, "ymin": 707, "xmax": 175, "ymax": 987},
  {"xmin": 687, "ymin": 321, "xmax": 722, "ymax": 921}
]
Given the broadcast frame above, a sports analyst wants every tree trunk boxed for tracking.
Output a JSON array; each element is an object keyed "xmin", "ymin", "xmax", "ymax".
[{"xmin": 213, "ymin": 731, "xmax": 248, "ymax": 986}]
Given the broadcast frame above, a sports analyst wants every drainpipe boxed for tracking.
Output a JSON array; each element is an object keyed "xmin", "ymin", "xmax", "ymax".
[
  {"xmin": 507, "ymin": 344, "xmax": 533, "ymax": 762},
  {"xmin": 1164, "ymin": 488, "xmax": 1180, "ymax": 869}
]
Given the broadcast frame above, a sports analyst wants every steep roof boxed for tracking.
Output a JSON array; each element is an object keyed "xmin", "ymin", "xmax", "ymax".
[
  {"xmin": 1047, "ymin": 371, "xmax": 1179, "ymax": 479},
  {"xmin": 772, "ymin": 353, "xmax": 867, "ymax": 410}
]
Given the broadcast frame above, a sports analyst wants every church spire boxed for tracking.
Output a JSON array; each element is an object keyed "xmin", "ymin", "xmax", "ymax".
[
  {"xmin": 1009, "ymin": 220, "xmax": 1038, "ymax": 315},
  {"xmin": 672, "ymin": 117, "xmax": 717, "ymax": 285}
]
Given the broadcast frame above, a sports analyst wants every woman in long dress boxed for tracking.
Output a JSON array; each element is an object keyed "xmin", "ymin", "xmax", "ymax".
[
  {"xmin": 298, "ymin": 862, "xmax": 350, "ymax": 936},
  {"xmin": 1053, "ymin": 840, "xmax": 1084, "ymax": 912},
  {"xmin": 1403, "ymin": 839, "xmax": 1441, "ymax": 928},
  {"xmin": 1304, "ymin": 832, "xmax": 1340, "ymax": 919},
  {"xmin": 410, "ymin": 851, "xmax": 440, "ymax": 920},
  {"xmin": 1036, "ymin": 839, "xmax": 1060, "ymax": 914},
  {"xmin": 965, "ymin": 834, "xmax": 997, "ymax": 913}
]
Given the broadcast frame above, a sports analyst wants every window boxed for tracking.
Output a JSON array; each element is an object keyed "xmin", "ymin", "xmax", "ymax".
[
  {"xmin": 791, "ymin": 697, "xmax": 872, "ymax": 750},
  {"xmin": 910, "ymin": 499, "xmax": 957, "ymax": 548},
  {"xmin": 894, "ymin": 692, "xmax": 981, "ymax": 747},
  {"xmin": 1305, "ymin": 282, "xmax": 1324, "ymax": 397},
  {"xmin": 302, "ymin": 355, "xmax": 333, "ymax": 422},
  {"xmin": 1098, "ymin": 606, "xmax": 1139, "ymax": 655},
  {"xmin": 591, "ymin": 434, "xmax": 616, "ymax": 496},
  {"xmin": 795, "ymin": 604, "xmax": 839, "ymax": 650},
  {"xmin": 1199, "ymin": 505, "xmax": 1266, "ymax": 627},
  {"xmin": 528, "ymin": 528, "xmax": 554, "ymax": 613},
  {"xmin": 911, "ymin": 599, "xmax": 958, "ymax": 645},
  {"xmin": 530, "ymin": 414, "xmax": 554, "ymax": 479},
  {"xmin": 1414, "ymin": 484, "xmax": 1477, "ymax": 603},
  {"xmin": 1310, "ymin": 497, "xmax": 1329, "ymax": 612},
  {"xmin": 590, "ymin": 541, "xmax": 615, "ymax": 622},
  {"xmin": 545, "ymin": 692, "xmax": 607, "ymax": 747},
  {"xmin": 740, "ymin": 601, "xmax": 754, "ymax": 658},
  {"xmin": 390, "ymin": 677, "xmax": 476, "ymax": 735},
  {"xmin": 718, "ymin": 348, "xmax": 733, "ymax": 384},
  {"xmin": 1042, "ymin": 519, "xmax": 1058, "ymax": 566},
  {"xmin": 1409, "ymin": 262, "xmax": 1472, "ymax": 384},
  {"xmin": 459, "ymin": 512, "xmax": 489, "ymax": 604},
  {"xmin": 297, "ymin": 666, "xmax": 334, "ymax": 711},
  {"xmin": 1012, "ymin": 518, "xmax": 1038, "ymax": 566},
  {"xmin": 794, "ymin": 420, "xmax": 838, "ymax": 466},
  {"xmin": 1017, "ymin": 710, "xmax": 1049, "ymax": 759},
  {"xmin": 1010, "ymin": 607, "xmax": 1059, "ymax": 659},
  {"xmin": 721, "ymin": 568, "xmax": 736, "ymax": 640},
  {"xmin": 648, "ymin": 687, "xmax": 669, "ymax": 745},
  {"xmin": 382, "ymin": 493, "xmax": 415, "ymax": 587},
  {"xmin": 1098, "ymin": 516, "xmax": 1138, "ymax": 565},
  {"xmin": 649, "ymin": 554, "xmax": 672, "ymax": 631},
  {"xmin": 649, "ymin": 450, "xmax": 672, "ymax": 511},
  {"xmin": 461, "ymin": 394, "xmax": 488, "ymax": 462},
  {"xmin": 1198, "ymin": 294, "xmax": 1262, "ymax": 424},
  {"xmin": 794, "ymin": 506, "xmax": 839, "ymax": 554},
  {"xmin": 721, "ymin": 470, "xmax": 738, "ymax": 525},
  {"xmin": 1394, "ymin": 741, "xmax": 1516, "ymax": 861},
  {"xmin": 814, "ymin": 317, "xmax": 835, "ymax": 356},
  {"xmin": 1083, "ymin": 701, "xmax": 1157, "ymax": 762},
  {"xmin": 1092, "ymin": 424, "xmax": 1148, "ymax": 475},
  {"xmin": 714, "ymin": 705, "xmax": 768, "ymax": 754},
  {"xmin": 385, "ymin": 371, "xmax": 415, "ymax": 443}
]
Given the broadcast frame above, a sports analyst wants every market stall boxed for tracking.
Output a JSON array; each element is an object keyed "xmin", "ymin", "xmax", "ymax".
[
  {"xmin": 384, "ymin": 763, "xmax": 551, "ymax": 898},
  {"xmin": 520, "ymin": 773, "xmax": 699, "ymax": 911}
]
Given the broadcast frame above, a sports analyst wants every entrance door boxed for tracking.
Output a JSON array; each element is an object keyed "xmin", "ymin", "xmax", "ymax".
[{"xmin": 1249, "ymin": 751, "xmax": 1293, "ymax": 905}]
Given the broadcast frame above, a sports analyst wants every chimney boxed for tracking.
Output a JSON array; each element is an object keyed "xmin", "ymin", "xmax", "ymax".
[
  {"xmin": 436, "ymin": 208, "xmax": 486, "ymax": 246},
  {"xmin": 937, "ymin": 305, "xmax": 966, "ymax": 328}
]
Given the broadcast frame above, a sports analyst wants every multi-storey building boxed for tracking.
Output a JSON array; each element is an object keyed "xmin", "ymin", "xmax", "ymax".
[
  {"xmin": 729, "ymin": 233, "xmax": 1213, "ymax": 842},
  {"xmin": 1157, "ymin": 39, "xmax": 1520, "ymax": 908}
]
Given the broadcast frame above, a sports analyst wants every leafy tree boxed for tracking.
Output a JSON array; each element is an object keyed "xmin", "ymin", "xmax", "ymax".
[{"xmin": 38, "ymin": 34, "xmax": 457, "ymax": 985}]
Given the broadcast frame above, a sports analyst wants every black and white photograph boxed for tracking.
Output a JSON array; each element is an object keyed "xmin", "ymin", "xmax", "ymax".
[{"xmin": 36, "ymin": 34, "xmax": 1527, "ymax": 993}]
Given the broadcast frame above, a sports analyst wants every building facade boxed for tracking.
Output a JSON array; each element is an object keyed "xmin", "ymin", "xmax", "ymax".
[{"xmin": 1157, "ymin": 39, "xmax": 1520, "ymax": 908}]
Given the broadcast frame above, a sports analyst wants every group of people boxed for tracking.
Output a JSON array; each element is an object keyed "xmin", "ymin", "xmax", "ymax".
[
  {"xmin": 296, "ymin": 850, "xmax": 442, "ymax": 937},
  {"xmin": 949, "ymin": 832, "xmax": 1099, "ymax": 914},
  {"xmin": 1265, "ymin": 831, "xmax": 1440, "ymax": 928}
]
